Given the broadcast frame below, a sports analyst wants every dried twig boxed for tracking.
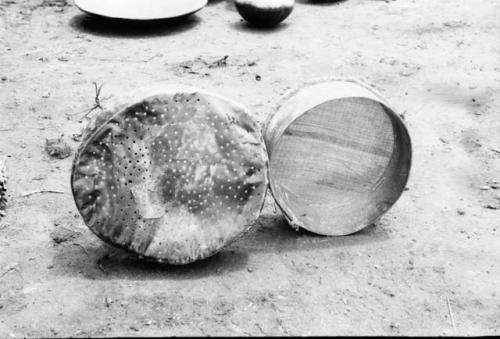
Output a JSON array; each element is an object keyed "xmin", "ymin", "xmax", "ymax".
[
  {"xmin": 0, "ymin": 157, "xmax": 7, "ymax": 218},
  {"xmin": 446, "ymin": 297, "xmax": 457, "ymax": 332},
  {"xmin": 0, "ymin": 126, "xmax": 46, "ymax": 132},
  {"xmin": 93, "ymin": 55, "xmax": 156, "ymax": 63},
  {"xmin": 255, "ymin": 323, "xmax": 266, "ymax": 335},
  {"xmin": 67, "ymin": 82, "xmax": 110, "ymax": 121},
  {"xmin": 0, "ymin": 264, "xmax": 23, "ymax": 280},
  {"xmin": 72, "ymin": 242, "xmax": 91, "ymax": 259},
  {"xmin": 19, "ymin": 190, "xmax": 64, "ymax": 197},
  {"xmin": 208, "ymin": 55, "xmax": 229, "ymax": 68},
  {"xmin": 96, "ymin": 255, "xmax": 108, "ymax": 274}
]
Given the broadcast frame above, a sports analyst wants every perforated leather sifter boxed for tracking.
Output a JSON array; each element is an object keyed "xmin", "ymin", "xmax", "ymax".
[{"xmin": 71, "ymin": 85, "xmax": 268, "ymax": 264}]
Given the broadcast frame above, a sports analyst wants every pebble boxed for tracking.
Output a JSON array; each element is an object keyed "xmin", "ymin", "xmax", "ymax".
[{"xmin": 45, "ymin": 138, "xmax": 71, "ymax": 159}]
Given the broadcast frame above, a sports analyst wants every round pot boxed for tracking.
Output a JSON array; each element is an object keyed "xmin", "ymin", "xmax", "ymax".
[
  {"xmin": 74, "ymin": 0, "xmax": 207, "ymax": 20},
  {"xmin": 235, "ymin": 0, "xmax": 295, "ymax": 27}
]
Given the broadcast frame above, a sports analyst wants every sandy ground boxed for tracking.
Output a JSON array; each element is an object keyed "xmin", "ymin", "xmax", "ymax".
[{"xmin": 0, "ymin": 0, "xmax": 499, "ymax": 336}]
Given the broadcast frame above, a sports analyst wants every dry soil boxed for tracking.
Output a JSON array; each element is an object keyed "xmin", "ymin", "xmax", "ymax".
[{"xmin": 0, "ymin": 0, "xmax": 499, "ymax": 336}]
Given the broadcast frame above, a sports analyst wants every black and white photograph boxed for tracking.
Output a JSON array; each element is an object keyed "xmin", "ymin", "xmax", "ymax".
[{"xmin": 0, "ymin": 0, "xmax": 498, "ymax": 337}]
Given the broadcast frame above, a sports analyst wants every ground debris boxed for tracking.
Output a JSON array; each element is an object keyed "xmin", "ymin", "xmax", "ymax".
[
  {"xmin": 19, "ymin": 190, "xmax": 64, "ymax": 198},
  {"xmin": 50, "ymin": 226, "xmax": 81, "ymax": 244},
  {"xmin": 30, "ymin": 0, "xmax": 70, "ymax": 11},
  {"xmin": 41, "ymin": 0, "xmax": 69, "ymax": 7},
  {"xmin": 1, "ymin": 263, "xmax": 21, "ymax": 280},
  {"xmin": 446, "ymin": 297, "xmax": 457, "ymax": 332},
  {"xmin": 490, "ymin": 148, "xmax": 500, "ymax": 155},
  {"xmin": 66, "ymin": 82, "xmax": 109, "ymax": 122},
  {"xmin": 0, "ymin": 158, "xmax": 6, "ymax": 218},
  {"xmin": 399, "ymin": 62, "xmax": 422, "ymax": 77},
  {"xmin": 71, "ymin": 133, "xmax": 83, "ymax": 142},
  {"xmin": 443, "ymin": 20, "xmax": 469, "ymax": 29},
  {"xmin": 172, "ymin": 55, "xmax": 258, "ymax": 76},
  {"xmin": 208, "ymin": 55, "xmax": 229, "ymax": 68},
  {"xmin": 378, "ymin": 57, "xmax": 421, "ymax": 76},
  {"xmin": 45, "ymin": 137, "xmax": 71, "ymax": 159}
]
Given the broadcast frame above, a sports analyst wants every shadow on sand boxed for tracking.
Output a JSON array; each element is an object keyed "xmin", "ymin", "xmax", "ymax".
[
  {"xmin": 69, "ymin": 12, "xmax": 202, "ymax": 38},
  {"xmin": 51, "ymin": 213, "xmax": 389, "ymax": 281}
]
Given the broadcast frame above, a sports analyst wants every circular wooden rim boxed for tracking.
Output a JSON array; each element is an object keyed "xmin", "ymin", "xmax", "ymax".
[
  {"xmin": 264, "ymin": 77, "xmax": 397, "ymax": 145},
  {"xmin": 265, "ymin": 78, "xmax": 412, "ymax": 235}
]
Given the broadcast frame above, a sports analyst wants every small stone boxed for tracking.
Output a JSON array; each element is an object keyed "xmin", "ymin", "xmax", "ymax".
[
  {"xmin": 457, "ymin": 209, "xmax": 466, "ymax": 216},
  {"xmin": 389, "ymin": 322, "xmax": 399, "ymax": 330},
  {"xmin": 0, "ymin": 158, "xmax": 6, "ymax": 218},
  {"xmin": 45, "ymin": 138, "xmax": 71, "ymax": 159},
  {"xmin": 129, "ymin": 326, "xmax": 139, "ymax": 332},
  {"xmin": 479, "ymin": 186, "xmax": 490, "ymax": 191},
  {"xmin": 247, "ymin": 266, "xmax": 253, "ymax": 273},
  {"xmin": 71, "ymin": 133, "xmax": 83, "ymax": 142},
  {"xmin": 50, "ymin": 227, "xmax": 79, "ymax": 244}
]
